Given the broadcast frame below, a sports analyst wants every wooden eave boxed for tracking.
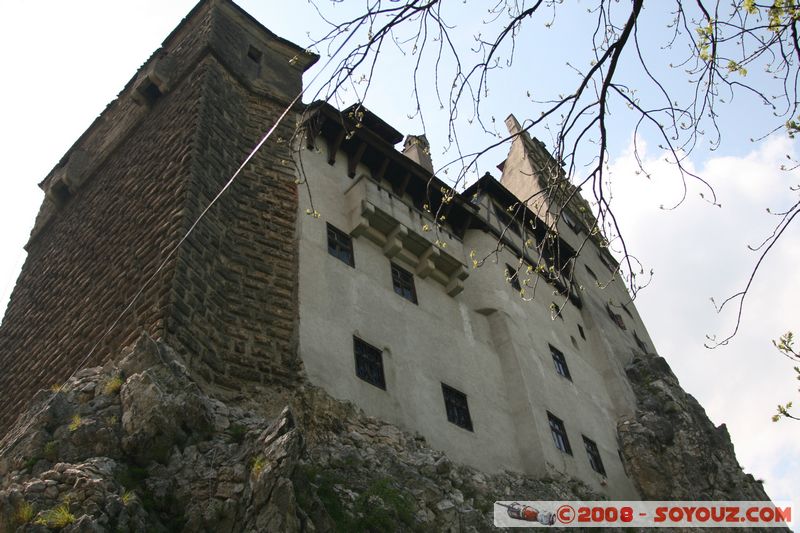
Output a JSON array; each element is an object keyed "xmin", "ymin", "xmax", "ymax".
[{"xmin": 303, "ymin": 102, "xmax": 477, "ymax": 239}]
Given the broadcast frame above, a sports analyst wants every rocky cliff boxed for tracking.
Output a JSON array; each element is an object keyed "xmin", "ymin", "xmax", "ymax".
[
  {"xmin": 618, "ymin": 354, "xmax": 770, "ymax": 501},
  {"xmin": 0, "ymin": 336, "xmax": 775, "ymax": 532}
]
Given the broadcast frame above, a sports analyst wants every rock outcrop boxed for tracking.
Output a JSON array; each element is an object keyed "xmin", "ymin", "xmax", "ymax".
[
  {"xmin": 618, "ymin": 353, "xmax": 769, "ymax": 501},
  {"xmin": 0, "ymin": 335, "xmax": 605, "ymax": 532}
]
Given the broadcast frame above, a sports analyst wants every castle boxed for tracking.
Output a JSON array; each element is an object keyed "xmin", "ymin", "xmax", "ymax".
[{"xmin": 0, "ymin": 0, "xmax": 762, "ymax": 505}]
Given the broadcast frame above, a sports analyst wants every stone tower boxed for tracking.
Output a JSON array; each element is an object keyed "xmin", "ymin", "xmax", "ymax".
[{"xmin": 0, "ymin": 0, "xmax": 317, "ymax": 431}]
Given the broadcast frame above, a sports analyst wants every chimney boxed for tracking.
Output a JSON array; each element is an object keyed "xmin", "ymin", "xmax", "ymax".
[{"xmin": 402, "ymin": 134, "xmax": 434, "ymax": 173}]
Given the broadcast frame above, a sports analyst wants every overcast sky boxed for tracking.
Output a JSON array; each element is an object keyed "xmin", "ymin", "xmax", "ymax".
[{"xmin": 0, "ymin": 0, "xmax": 798, "ymax": 514}]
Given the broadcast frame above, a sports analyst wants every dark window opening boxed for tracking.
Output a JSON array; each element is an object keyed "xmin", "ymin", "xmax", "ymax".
[
  {"xmin": 391, "ymin": 263, "xmax": 418, "ymax": 304},
  {"xmin": 550, "ymin": 345, "xmax": 572, "ymax": 380},
  {"xmin": 585, "ymin": 265, "xmax": 598, "ymax": 282},
  {"xmin": 606, "ymin": 304, "xmax": 626, "ymax": 330},
  {"xmin": 547, "ymin": 412, "xmax": 572, "ymax": 455},
  {"xmin": 578, "ymin": 324, "xmax": 586, "ymax": 340},
  {"xmin": 570, "ymin": 336, "xmax": 578, "ymax": 350},
  {"xmin": 583, "ymin": 436, "xmax": 606, "ymax": 475},
  {"xmin": 442, "ymin": 383, "xmax": 473, "ymax": 431},
  {"xmin": 353, "ymin": 337, "xmax": 385, "ymax": 389},
  {"xmin": 633, "ymin": 331, "xmax": 648, "ymax": 353},
  {"xmin": 550, "ymin": 302, "xmax": 564, "ymax": 320},
  {"xmin": 49, "ymin": 180, "xmax": 71, "ymax": 207},
  {"xmin": 505, "ymin": 264, "xmax": 521, "ymax": 291},
  {"xmin": 562, "ymin": 210, "xmax": 581, "ymax": 233},
  {"xmin": 140, "ymin": 80, "xmax": 162, "ymax": 106},
  {"xmin": 327, "ymin": 223, "xmax": 355, "ymax": 267},
  {"xmin": 247, "ymin": 45, "xmax": 263, "ymax": 63}
]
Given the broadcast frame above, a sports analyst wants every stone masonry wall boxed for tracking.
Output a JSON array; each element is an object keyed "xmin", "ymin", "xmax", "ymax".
[
  {"xmin": 164, "ymin": 54, "xmax": 302, "ymax": 398},
  {"xmin": 0, "ymin": 61, "xmax": 206, "ymax": 433},
  {"xmin": 0, "ymin": 0, "xmax": 310, "ymax": 434}
]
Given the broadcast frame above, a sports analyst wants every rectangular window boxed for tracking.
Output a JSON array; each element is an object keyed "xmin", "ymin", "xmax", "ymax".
[
  {"xmin": 550, "ymin": 345, "xmax": 571, "ymax": 380},
  {"xmin": 633, "ymin": 331, "xmax": 648, "ymax": 353},
  {"xmin": 327, "ymin": 223, "xmax": 354, "ymax": 267},
  {"xmin": 583, "ymin": 436, "xmax": 606, "ymax": 475},
  {"xmin": 505, "ymin": 263, "xmax": 521, "ymax": 291},
  {"xmin": 547, "ymin": 412, "xmax": 572, "ymax": 454},
  {"xmin": 578, "ymin": 324, "xmax": 586, "ymax": 340},
  {"xmin": 391, "ymin": 263, "xmax": 418, "ymax": 304},
  {"xmin": 353, "ymin": 337, "xmax": 385, "ymax": 389},
  {"xmin": 442, "ymin": 383, "xmax": 473, "ymax": 431},
  {"xmin": 562, "ymin": 210, "xmax": 581, "ymax": 233},
  {"xmin": 606, "ymin": 304, "xmax": 626, "ymax": 330},
  {"xmin": 585, "ymin": 265, "xmax": 598, "ymax": 281}
]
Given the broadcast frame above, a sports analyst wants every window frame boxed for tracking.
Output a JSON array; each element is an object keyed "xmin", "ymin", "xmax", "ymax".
[
  {"xmin": 505, "ymin": 263, "xmax": 522, "ymax": 292},
  {"xmin": 547, "ymin": 411, "xmax": 572, "ymax": 455},
  {"xmin": 353, "ymin": 336, "xmax": 386, "ymax": 390},
  {"xmin": 562, "ymin": 210, "xmax": 582, "ymax": 234},
  {"xmin": 327, "ymin": 223, "xmax": 355, "ymax": 268},
  {"xmin": 583, "ymin": 435, "xmax": 607, "ymax": 476},
  {"xmin": 549, "ymin": 344, "xmax": 572, "ymax": 380},
  {"xmin": 390, "ymin": 262, "xmax": 418, "ymax": 304},
  {"xmin": 633, "ymin": 330, "xmax": 648, "ymax": 353},
  {"xmin": 606, "ymin": 304, "xmax": 626, "ymax": 330},
  {"xmin": 441, "ymin": 383, "xmax": 474, "ymax": 432}
]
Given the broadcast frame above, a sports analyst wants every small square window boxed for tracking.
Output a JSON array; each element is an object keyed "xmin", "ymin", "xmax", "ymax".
[
  {"xmin": 550, "ymin": 302, "xmax": 564, "ymax": 320},
  {"xmin": 550, "ymin": 345, "xmax": 572, "ymax": 380},
  {"xmin": 562, "ymin": 210, "xmax": 581, "ymax": 233},
  {"xmin": 606, "ymin": 304, "xmax": 626, "ymax": 330},
  {"xmin": 327, "ymin": 223, "xmax": 354, "ymax": 267},
  {"xmin": 139, "ymin": 80, "xmax": 162, "ymax": 107},
  {"xmin": 583, "ymin": 436, "xmax": 606, "ymax": 475},
  {"xmin": 547, "ymin": 412, "xmax": 572, "ymax": 455},
  {"xmin": 442, "ymin": 383, "xmax": 473, "ymax": 431},
  {"xmin": 247, "ymin": 45, "xmax": 262, "ymax": 63},
  {"xmin": 353, "ymin": 337, "xmax": 385, "ymax": 389},
  {"xmin": 391, "ymin": 263, "xmax": 418, "ymax": 304},
  {"xmin": 578, "ymin": 324, "xmax": 586, "ymax": 340},
  {"xmin": 505, "ymin": 263, "xmax": 521, "ymax": 291}
]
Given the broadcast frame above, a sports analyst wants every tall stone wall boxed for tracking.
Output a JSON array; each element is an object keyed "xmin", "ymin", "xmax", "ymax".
[
  {"xmin": 0, "ymin": 56, "xmax": 204, "ymax": 433},
  {"xmin": 0, "ymin": 0, "xmax": 314, "ymax": 433},
  {"xmin": 163, "ymin": 55, "xmax": 303, "ymax": 396}
]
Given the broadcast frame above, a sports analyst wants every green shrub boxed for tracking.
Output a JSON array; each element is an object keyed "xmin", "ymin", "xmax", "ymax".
[
  {"xmin": 68, "ymin": 414, "xmax": 82, "ymax": 432},
  {"xmin": 35, "ymin": 504, "xmax": 75, "ymax": 528},
  {"xmin": 14, "ymin": 501, "xmax": 34, "ymax": 524},
  {"xmin": 103, "ymin": 375, "xmax": 124, "ymax": 395},
  {"xmin": 43, "ymin": 440, "xmax": 59, "ymax": 462}
]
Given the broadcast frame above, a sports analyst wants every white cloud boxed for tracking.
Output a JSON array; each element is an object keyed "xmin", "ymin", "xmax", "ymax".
[{"xmin": 608, "ymin": 135, "xmax": 800, "ymax": 505}]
